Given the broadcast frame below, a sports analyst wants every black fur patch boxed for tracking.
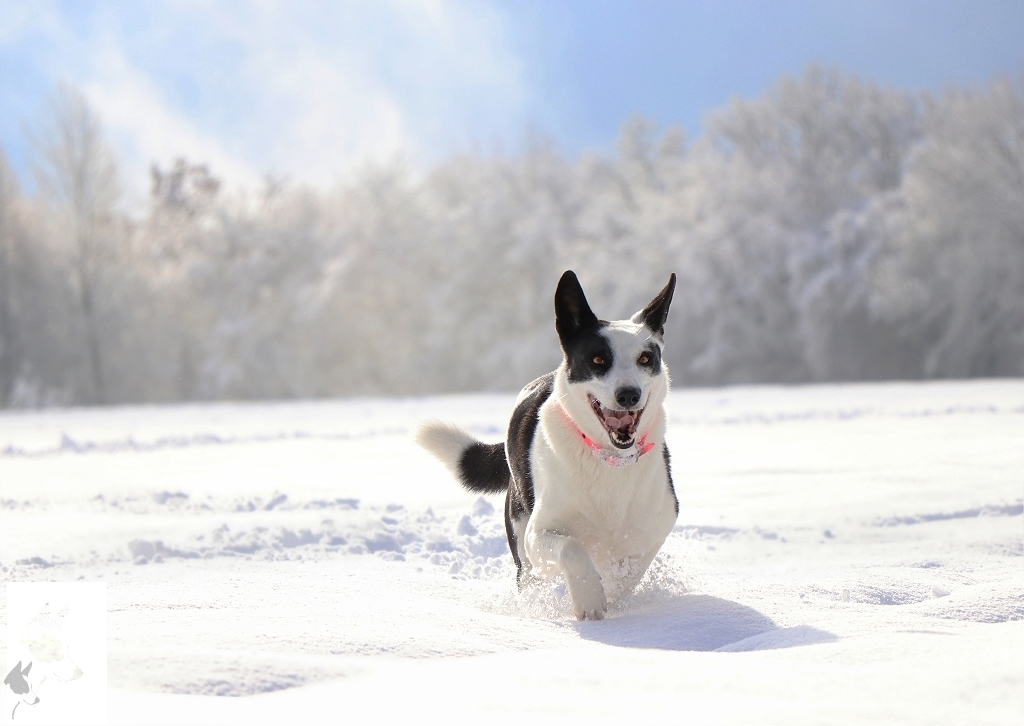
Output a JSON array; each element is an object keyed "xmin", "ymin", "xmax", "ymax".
[
  {"xmin": 555, "ymin": 271, "xmax": 617, "ymax": 382},
  {"xmin": 638, "ymin": 343, "xmax": 663, "ymax": 376},
  {"xmin": 563, "ymin": 325, "xmax": 614, "ymax": 383},
  {"xmin": 504, "ymin": 371, "xmax": 554, "ymax": 578},
  {"xmin": 662, "ymin": 443, "xmax": 679, "ymax": 515},
  {"xmin": 458, "ymin": 442, "xmax": 511, "ymax": 494}
]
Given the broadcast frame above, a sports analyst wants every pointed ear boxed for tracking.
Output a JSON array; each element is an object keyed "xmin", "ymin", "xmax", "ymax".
[
  {"xmin": 6, "ymin": 661, "xmax": 23, "ymax": 681},
  {"xmin": 554, "ymin": 270, "xmax": 599, "ymax": 345},
  {"xmin": 631, "ymin": 273, "xmax": 676, "ymax": 336},
  {"xmin": 22, "ymin": 662, "xmax": 31, "ymax": 676}
]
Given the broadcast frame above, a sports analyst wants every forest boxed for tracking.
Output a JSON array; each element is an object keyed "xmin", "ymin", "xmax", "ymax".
[{"xmin": 0, "ymin": 66, "xmax": 1022, "ymax": 407}]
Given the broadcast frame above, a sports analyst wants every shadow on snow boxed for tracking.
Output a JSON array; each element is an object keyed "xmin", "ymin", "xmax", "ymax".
[{"xmin": 574, "ymin": 594, "xmax": 837, "ymax": 652}]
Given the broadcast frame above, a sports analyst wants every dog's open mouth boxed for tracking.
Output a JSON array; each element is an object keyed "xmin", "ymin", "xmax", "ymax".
[{"xmin": 589, "ymin": 395, "xmax": 644, "ymax": 449}]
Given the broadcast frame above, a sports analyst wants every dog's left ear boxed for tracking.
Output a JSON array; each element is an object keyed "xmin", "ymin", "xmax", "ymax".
[{"xmin": 632, "ymin": 273, "xmax": 676, "ymax": 336}]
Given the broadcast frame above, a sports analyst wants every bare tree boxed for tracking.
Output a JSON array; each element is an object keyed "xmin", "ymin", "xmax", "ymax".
[
  {"xmin": 0, "ymin": 148, "xmax": 18, "ymax": 404},
  {"xmin": 150, "ymin": 157, "xmax": 220, "ymax": 220},
  {"xmin": 30, "ymin": 83, "xmax": 120, "ymax": 404}
]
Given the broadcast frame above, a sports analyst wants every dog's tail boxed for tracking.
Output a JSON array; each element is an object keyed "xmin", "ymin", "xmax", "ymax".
[{"xmin": 416, "ymin": 422, "xmax": 510, "ymax": 494}]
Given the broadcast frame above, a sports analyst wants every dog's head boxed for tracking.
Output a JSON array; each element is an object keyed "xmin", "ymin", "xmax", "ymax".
[
  {"xmin": 554, "ymin": 270, "xmax": 676, "ymax": 450},
  {"xmin": 5, "ymin": 661, "xmax": 40, "ymax": 709}
]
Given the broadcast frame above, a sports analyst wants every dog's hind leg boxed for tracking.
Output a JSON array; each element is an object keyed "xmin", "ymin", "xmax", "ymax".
[
  {"xmin": 504, "ymin": 491, "xmax": 523, "ymax": 580},
  {"xmin": 526, "ymin": 528, "xmax": 607, "ymax": 620},
  {"xmin": 505, "ymin": 487, "xmax": 535, "ymax": 589}
]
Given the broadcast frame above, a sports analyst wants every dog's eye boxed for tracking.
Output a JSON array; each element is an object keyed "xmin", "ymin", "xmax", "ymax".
[
  {"xmin": 592, "ymin": 355, "xmax": 605, "ymax": 366},
  {"xmin": 638, "ymin": 353, "xmax": 651, "ymax": 365}
]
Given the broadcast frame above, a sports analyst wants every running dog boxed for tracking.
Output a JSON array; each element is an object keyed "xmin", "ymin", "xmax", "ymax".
[{"xmin": 418, "ymin": 270, "xmax": 677, "ymax": 619}]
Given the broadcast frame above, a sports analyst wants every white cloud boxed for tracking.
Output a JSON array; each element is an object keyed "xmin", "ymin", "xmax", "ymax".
[
  {"xmin": 82, "ymin": 41, "xmax": 260, "ymax": 196},
  {"xmin": 3, "ymin": 0, "xmax": 529, "ymax": 196},
  {"xmin": 184, "ymin": 0, "xmax": 528, "ymax": 179}
]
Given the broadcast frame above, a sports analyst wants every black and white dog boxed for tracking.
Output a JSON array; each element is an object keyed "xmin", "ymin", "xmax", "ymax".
[{"xmin": 418, "ymin": 271, "xmax": 678, "ymax": 620}]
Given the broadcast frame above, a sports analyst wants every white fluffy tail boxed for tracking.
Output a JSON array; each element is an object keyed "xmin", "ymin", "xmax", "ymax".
[{"xmin": 415, "ymin": 421, "xmax": 478, "ymax": 476}]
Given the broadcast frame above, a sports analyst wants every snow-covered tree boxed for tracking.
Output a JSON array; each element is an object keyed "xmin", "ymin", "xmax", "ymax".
[
  {"xmin": 3, "ymin": 69, "xmax": 1021, "ymax": 407},
  {"xmin": 30, "ymin": 84, "xmax": 121, "ymax": 404}
]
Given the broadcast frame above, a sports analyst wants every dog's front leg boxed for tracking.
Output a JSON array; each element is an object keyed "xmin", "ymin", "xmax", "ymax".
[{"xmin": 527, "ymin": 529, "xmax": 607, "ymax": 620}]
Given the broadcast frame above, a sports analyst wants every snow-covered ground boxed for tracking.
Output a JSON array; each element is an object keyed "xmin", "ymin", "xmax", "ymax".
[{"xmin": 2, "ymin": 380, "xmax": 1022, "ymax": 724}]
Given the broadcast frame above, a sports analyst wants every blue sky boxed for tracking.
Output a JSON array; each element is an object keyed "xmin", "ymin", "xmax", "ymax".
[{"xmin": 2, "ymin": 0, "xmax": 1022, "ymax": 197}]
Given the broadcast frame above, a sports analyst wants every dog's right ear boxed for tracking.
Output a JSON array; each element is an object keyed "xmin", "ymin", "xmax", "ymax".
[{"xmin": 555, "ymin": 270, "xmax": 599, "ymax": 345}]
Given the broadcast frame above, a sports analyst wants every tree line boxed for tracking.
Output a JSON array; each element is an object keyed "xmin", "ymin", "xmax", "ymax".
[{"xmin": 1, "ymin": 67, "xmax": 1022, "ymax": 407}]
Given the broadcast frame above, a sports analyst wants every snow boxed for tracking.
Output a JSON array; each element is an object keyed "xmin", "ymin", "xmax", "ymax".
[{"xmin": 2, "ymin": 379, "xmax": 1022, "ymax": 723}]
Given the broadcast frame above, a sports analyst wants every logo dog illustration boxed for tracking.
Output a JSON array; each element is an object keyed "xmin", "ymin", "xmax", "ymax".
[{"xmin": 5, "ymin": 601, "xmax": 84, "ymax": 719}]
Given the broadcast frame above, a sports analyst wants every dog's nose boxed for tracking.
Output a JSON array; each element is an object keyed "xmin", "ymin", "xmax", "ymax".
[{"xmin": 615, "ymin": 386, "xmax": 642, "ymax": 409}]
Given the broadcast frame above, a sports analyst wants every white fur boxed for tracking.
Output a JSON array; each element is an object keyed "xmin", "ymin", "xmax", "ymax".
[{"xmin": 416, "ymin": 421, "xmax": 477, "ymax": 478}]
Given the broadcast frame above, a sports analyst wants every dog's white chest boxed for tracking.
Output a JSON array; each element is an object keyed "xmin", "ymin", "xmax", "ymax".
[
  {"xmin": 549, "ymin": 462, "xmax": 671, "ymax": 546},
  {"xmin": 528, "ymin": 400, "xmax": 677, "ymax": 579}
]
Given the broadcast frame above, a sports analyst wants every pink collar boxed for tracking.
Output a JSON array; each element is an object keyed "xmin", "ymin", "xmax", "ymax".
[{"xmin": 560, "ymin": 406, "xmax": 656, "ymax": 468}]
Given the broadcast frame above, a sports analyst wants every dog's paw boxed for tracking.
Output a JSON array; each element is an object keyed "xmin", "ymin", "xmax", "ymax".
[
  {"xmin": 516, "ymin": 570, "xmax": 541, "ymax": 592},
  {"xmin": 556, "ymin": 538, "xmax": 608, "ymax": 620},
  {"xmin": 575, "ymin": 605, "xmax": 606, "ymax": 621},
  {"xmin": 568, "ymin": 575, "xmax": 608, "ymax": 621}
]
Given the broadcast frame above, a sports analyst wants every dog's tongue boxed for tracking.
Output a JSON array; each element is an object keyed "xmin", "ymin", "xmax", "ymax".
[
  {"xmin": 589, "ymin": 396, "xmax": 643, "ymax": 442},
  {"xmin": 604, "ymin": 412, "xmax": 634, "ymax": 430}
]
